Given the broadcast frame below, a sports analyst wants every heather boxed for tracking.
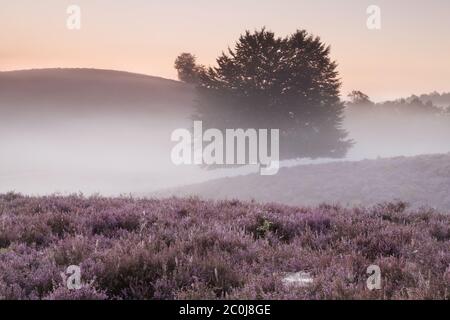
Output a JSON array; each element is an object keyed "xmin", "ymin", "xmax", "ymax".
[{"xmin": 0, "ymin": 193, "xmax": 449, "ymax": 300}]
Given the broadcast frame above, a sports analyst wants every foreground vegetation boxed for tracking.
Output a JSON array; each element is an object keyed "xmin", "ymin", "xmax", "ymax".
[{"xmin": 0, "ymin": 193, "xmax": 449, "ymax": 300}]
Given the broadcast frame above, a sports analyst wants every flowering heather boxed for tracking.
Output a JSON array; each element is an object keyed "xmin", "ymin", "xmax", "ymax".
[{"xmin": 0, "ymin": 193, "xmax": 448, "ymax": 300}]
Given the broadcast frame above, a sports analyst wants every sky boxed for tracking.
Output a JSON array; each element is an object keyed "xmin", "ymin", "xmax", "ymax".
[{"xmin": 1, "ymin": 0, "xmax": 449, "ymax": 101}]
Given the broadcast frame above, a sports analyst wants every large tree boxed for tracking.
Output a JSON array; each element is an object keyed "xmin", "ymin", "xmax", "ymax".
[{"xmin": 190, "ymin": 28, "xmax": 352, "ymax": 160}]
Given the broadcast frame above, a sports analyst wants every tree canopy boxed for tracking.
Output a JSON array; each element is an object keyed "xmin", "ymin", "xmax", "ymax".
[
  {"xmin": 174, "ymin": 53, "xmax": 202, "ymax": 84},
  {"xmin": 178, "ymin": 28, "xmax": 352, "ymax": 161},
  {"xmin": 347, "ymin": 91, "xmax": 373, "ymax": 106}
]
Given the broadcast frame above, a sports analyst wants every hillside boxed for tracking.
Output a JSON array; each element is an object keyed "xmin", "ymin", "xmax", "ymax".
[
  {"xmin": 0, "ymin": 68, "xmax": 197, "ymax": 195},
  {"xmin": 0, "ymin": 68, "xmax": 195, "ymax": 117},
  {"xmin": 164, "ymin": 153, "xmax": 450, "ymax": 212},
  {"xmin": 0, "ymin": 194, "xmax": 448, "ymax": 300}
]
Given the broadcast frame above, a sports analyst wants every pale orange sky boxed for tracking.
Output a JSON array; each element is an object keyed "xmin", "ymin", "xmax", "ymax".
[{"xmin": 1, "ymin": 0, "xmax": 449, "ymax": 101}]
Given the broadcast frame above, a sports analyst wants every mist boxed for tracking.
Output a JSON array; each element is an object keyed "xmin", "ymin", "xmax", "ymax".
[
  {"xmin": 1, "ymin": 69, "xmax": 450, "ymax": 197},
  {"xmin": 344, "ymin": 108, "xmax": 450, "ymax": 160},
  {"xmin": 3, "ymin": 107, "xmax": 450, "ymax": 196}
]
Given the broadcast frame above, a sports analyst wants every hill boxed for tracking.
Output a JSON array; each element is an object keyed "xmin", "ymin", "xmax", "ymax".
[
  {"xmin": 0, "ymin": 68, "xmax": 195, "ymax": 117},
  {"xmin": 0, "ymin": 194, "xmax": 448, "ymax": 299},
  {"xmin": 163, "ymin": 153, "xmax": 450, "ymax": 212},
  {"xmin": 0, "ymin": 69, "xmax": 197, "ymax": 195}
]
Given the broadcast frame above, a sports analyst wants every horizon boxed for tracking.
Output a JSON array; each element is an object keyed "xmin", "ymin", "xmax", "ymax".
[{"xmin": 1, "ymin": 0, "xmax": 450, "ymax": 101}]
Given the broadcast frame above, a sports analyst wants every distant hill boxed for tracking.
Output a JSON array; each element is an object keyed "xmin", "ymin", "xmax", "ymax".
[
  {"xmin": 0, "ymin": 69, "xmax": 198, "ymax": 195},
  {"xmin": 162, "ymin": 153, "xmax": 450, "ymax": 211},
  {"xmin": 0, "ymin": 68, "xmax": 195, "ymax": 117}
]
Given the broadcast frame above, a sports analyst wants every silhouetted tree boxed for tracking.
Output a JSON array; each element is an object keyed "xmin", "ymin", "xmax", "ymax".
[
  {"xmin": 174, "ymin": 53, "xmax": 202, "ymax": 84},
  {"xmin": 347, "ymin": 91, "xmax": 373, "ymax": 106},
  {"xmin": 193, "ymin": 28, "xmax": 352, "ymax": 160}
]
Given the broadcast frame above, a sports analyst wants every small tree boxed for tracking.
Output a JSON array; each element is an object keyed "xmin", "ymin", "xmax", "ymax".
[
  {"xmin": 174, "ymin": 53, "xmax": 202, "ymax": 84},
  {"xmin": 347, "ymin": 91, "xmax": 373, "ymax": 106}
]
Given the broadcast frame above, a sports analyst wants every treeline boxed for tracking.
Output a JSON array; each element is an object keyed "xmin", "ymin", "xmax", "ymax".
[
  {"xmin": 346, "ymin": 90, "xmax": 450, "ymax": 115},
  {"xmin": 406, "ymin": 92, "xmax": 450, "ymax": 109}
]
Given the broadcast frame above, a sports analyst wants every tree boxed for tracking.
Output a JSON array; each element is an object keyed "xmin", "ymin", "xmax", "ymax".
[
  {"xmin": 174, "ymin": 53, "xmax": 202, "ymax": 84},
  {"xmin": 347, "ymin": 91, "xmax": 373, "ymax": 106},
  {"xmin": 192, "ymin": 28, "xmax": 352, "ymax": 161}
]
